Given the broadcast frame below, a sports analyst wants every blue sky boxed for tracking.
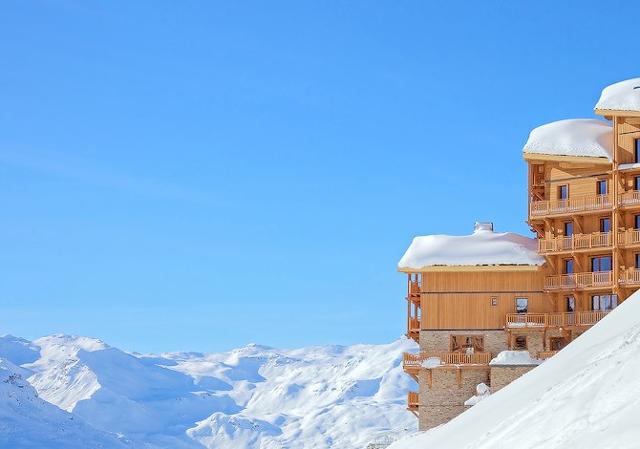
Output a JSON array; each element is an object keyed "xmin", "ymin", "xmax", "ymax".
[{"xmin": 0, "ymin": 1, "xmax": 636, "ymax": 353}]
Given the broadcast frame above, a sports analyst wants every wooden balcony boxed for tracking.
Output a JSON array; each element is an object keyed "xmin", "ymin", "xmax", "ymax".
[
  {"xmin": 538, "ymin": 232, "xmax": 611, "ymax": 254},
  {"xmin": 506, "ymin": 311, "xmax": 610, "ymax": 328},
  {"xmin": 537, "ymin": 350, "xmax": 558, "ymax": 359},
  {"xmin": 619, "ymin": 268, "xmax": 640, "ymax": 286},
  {"xmin": 530, "ymin": 194, "xmax": 611, "ymax": 218},
  {"xmin": 619, "ymin": 190, "xmax": 640, "ymax": 207},
  {"xmin": 544, "ymin": 271, "xmax": 612, "ymax": 291},
  {"xmin": 618, "ymin": 229, "xmax": 640, "ymax": 247},
  {"xmin": 407, "ymin": 391, "xmax": 419, "ymax": 411},
  {"xmin": 402, "ymin": 352, "xmax": 492, "ymax": 375}
]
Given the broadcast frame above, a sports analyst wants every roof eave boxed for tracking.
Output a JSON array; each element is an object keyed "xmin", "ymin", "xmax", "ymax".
[
  {"xmin": 523, "ymin": 152, "xmax": 612, "ymax": 165},
  {"xmin": 398, "ymin": 265, "xmax": 543, "ymax": 273},
  {"xmin": 595, "ymin": 108, "xmax": 640, "ymax": 118}
]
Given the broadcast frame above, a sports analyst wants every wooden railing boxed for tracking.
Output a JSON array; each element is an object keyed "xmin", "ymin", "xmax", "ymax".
[
  {"xmin": 537, "ymin": 350, "xmax": 558, "ymax": 360},
  {"xmin": 538, "ymin": 232, "xmax": 611, "ymax": 254},
  {"xmin": 620, "ymin": 268, "xmax": 640, "ymax": 285},
  {"xmin": 402, "ymin": 351, "xmax": 492, "ymax": 369},
  {"xmin": 407, "ymin": 391, "xmax": 419, "ymax": 410},
  {"xmin": 619, "ymin": 190, "xmax": 640, "ymax": 207},
  {"xmin": 530, "ymin": 194, "xmax": 611, "ymax": 217},
  {"xmin": 506, "ymin": 311, "xmax": 610, "ymax": 328},
  {"xmin": 618, "ymin": 229, "xmax": 640, "ymax": 247},
  {"xmin": 544, "ymin": 271, "xmax": 612, "ymax": 290}
]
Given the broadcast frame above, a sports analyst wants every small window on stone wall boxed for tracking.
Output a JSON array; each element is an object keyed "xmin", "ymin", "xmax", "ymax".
[{"xmin": 514, "ymin": 336, "xmax": 527, "ymax": 350}]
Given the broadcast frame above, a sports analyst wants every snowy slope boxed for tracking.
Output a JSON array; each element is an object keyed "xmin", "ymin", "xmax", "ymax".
[
  {"xmin": 389, "ymin": 291, "xmax": 640, "ymax": 449},
  {"xmin": 1, "ymin": 334, "xmax": 418, "ymax": 449},
  {"xmin": 0, "ymin": 357, "xmax": 139, "ymax": 449}
]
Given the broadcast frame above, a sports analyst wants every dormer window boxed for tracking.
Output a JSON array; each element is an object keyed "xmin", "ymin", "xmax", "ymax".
[{"xmin": 596, "ymin": 179, "xmax": 608, "ymax": 195}]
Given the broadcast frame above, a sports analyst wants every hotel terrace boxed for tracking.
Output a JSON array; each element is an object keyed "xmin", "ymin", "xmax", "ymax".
[{"xmin": 398, "ymin": 78, "xmax": 640, "ymax": 430}]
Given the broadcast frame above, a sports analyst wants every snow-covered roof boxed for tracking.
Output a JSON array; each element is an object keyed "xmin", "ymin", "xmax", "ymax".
[
  {"xmin": 398, "ymin": 224, "xmax": 544, "ymax": 271},
  {"xmin": 595, "ymin": 78, "xmax": 640, "ymax": 112},
  {"xmin": 522, "ymin": 119, "xmax": 613, "ymax": 161}
]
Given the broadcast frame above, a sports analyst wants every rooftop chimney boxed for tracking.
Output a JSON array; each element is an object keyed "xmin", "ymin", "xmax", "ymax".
[{"xmin": 474, "ymin": 222, "xmax": 494, "ymax": 232}]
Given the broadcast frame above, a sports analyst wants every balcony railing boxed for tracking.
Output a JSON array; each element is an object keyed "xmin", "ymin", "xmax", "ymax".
[
  {"xmin": 530, "ymin": 194, "xmax": 611, "ymax": 217},
  {"xmin": 506, "ymin": 311, "xmax": 610, "ymax": 328},
  {"xmin": 538, "ymin": 232, "xmax": 611, "ymax": 254},
  {"xmin": 620, "ymin": 268, "xmax": 640, "ymax": 285},
  {"xmin": 544, "ymin": 271, "xmax": 612, "ymax": 290},
  {"xmin": 619, "ymin": 190, "xmax": 640, "ymax": 207},
  {"xmin": 537, "ymin": 350, "xmax": 558, "ymax": 360},
  {"xmin": 407, "ymin": 391, "xmax": 419, "ymax": 410},
  {"xmin": 618, "ymin": 229, "xmax": 640, "ymax": 247},
  {"xmin": 402, "ymin": 352, "xmax": 492, "ymax": 372}
]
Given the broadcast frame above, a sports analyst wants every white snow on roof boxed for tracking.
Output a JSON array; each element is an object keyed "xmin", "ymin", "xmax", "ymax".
[
  {"xmin": 595, "ymin": 78, "xmax": 640, "ymax": 112},
  {"xmin": 523, "ymin": 119, "xmax": 613, "ymax": 161},
  {"xmin": 388, "ymin": 290, "xmax": 640, "ymax": 449},
  {"xmin": 489, "ymin": 350, "xmax": 542, "ymax": 366},
  {"xmin": 398, "ymin": 228, "xmax": 544, "ymax": 270}
]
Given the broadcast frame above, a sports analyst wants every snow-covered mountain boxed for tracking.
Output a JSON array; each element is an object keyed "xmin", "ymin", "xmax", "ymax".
[
  {"xmin": 0, "ymin": 334, "xmax": 418, "ymax": 449},
  {"xmin": 0, "ymin": 354, "xmax": 139, "ymax": 449},
  {"xmin": 389, "ymin": 292, "xmax": 640, "ymax": 449}
]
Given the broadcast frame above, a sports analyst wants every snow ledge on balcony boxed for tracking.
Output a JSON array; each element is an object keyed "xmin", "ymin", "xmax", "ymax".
[
  {"xmin": 489, "ymin": 350, "xmax": 543, "ymax": 366},
  {"xmin": 398, "ymin": 228, "xmax": 544, "ymax": 271},
  {"xmin": 522, "ymin": 119, "xmax": 613, "ymax": 161}
]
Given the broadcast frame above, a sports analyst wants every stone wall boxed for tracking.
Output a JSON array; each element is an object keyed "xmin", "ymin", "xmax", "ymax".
[
  {"xmin": 418, "ymin": 366, "xmax": 489, "ymax": 430},
  {"xmin": 489, "ymin": 365, "xmax": 535, "ymax": 392},
  {"xmin": 419, "ymin": 329, "xmax": 508, "ymax": 355}
]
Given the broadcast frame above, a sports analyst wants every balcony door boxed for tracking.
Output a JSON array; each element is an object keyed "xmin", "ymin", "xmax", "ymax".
[{"xmin": 450, "ymin": 335, "xmax": 484, "ymax": 353}]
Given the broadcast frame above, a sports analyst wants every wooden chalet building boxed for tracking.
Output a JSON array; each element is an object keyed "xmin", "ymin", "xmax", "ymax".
[{"xmin": 400, "ymin": 78, "xmax": 640, "ymax": 430}]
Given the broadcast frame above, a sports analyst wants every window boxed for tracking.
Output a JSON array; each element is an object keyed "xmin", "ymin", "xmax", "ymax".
[
  {"xmin": 564, "ymin": 222, "xmax": 574, "ymax": 236},
  {"xmin": 490, "ymin": 297, "xmax": 498, "ymax": 307},
  {"xmin": 515, "ymin": 297, "xmax": 528, "ymax": 314},
  {"xmin": 450, "ymin": 335, "xmax": 484, "ymax": 353},
  {"xmin": 566, "ymin": 296, "xmax": 575, "ymax": 312},
  {"xmin": 636, "ymin": 253, "xmax": 640, "ymax": 269},
  {"xmin": 635, "ymin": 139, "xmax": 640, "ymax": 164},
  {"xmin": 564, "ymin": 258, "xmax": 574, "ymax": 274},
  {"xmin": 635, "ymin": 214, "xmax": 640, "ymax": 230},
  {"xmin": 591, "ymin": 256, "xmax": 612, "ymax": 272},
  {"xmin": 558, "ymin": 184, "xmax": 568, "ymax": 200},
  {"xmin": 600, "ymin": 217, "xmax": 611, "ymax": 233},
  {"xmin": 635, "ymin": 176, "xmax": 640, "ymax": 191},
  {"xmin": 592, "ymin": 294, "xmax": 618, "ymax": 311},
  {"xmin": 514, "ymin": 336, "xmax": 527, "ymax": 350},
  {"xmin": 550, "ymin": 337, "xmax": 568, "ymax": 351},
  {"xmin": 596, "ymin": 179, "xmax": 608, "ymax": 195}
]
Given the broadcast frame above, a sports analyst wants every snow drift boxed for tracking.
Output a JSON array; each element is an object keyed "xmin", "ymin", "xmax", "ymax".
[{"xmin": 389, "ymin": 290, "xmax": 640, "ymax": 449}]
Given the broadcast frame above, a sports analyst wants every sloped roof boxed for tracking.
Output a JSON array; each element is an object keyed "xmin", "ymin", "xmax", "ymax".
[
  {"xmin": 595, "ymin": 78, "xmax": 640, "ymax": 112},
  {"xmin": 522, "ymin": 118, "xmax": 613, "ymax": 161}
]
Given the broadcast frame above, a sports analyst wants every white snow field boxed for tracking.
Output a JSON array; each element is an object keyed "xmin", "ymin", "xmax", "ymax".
[
  {"xmin": 0, "ymin": 334, "xmax": 418, "ymax": 449},
  {"xmin": 389, "ymin": 291, "xmax": 640, "ymax": 449},
  {"xmin": 0, "ymin": 357, "xmax": 138, "ymax": 449}
]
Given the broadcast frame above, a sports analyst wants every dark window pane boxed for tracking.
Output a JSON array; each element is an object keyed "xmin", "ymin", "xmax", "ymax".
[
  {"xmin": 635, "ymin": 176, "xmax": 640, "ymax": 191},
  {"xmin": 635, "ymin": 215, "xmax": 640, "ymax": 230},
  {"xmin": 597, "ymin": 180, "xmax": 607, "ymax": 195},
  {"xmin": 564, "ymin": 259, "xmax": 574, "ymax": 274},
  {"xmin": 600, "ymin": 218, "xmax": 611, "ymax": 233},
  {"xmin": 636, "ymin": 254, "xmax": 640, "ymax": 269},
  {"xmin": 636, "ymin": 139, "xmax": 640, "ymax": 163},
  {"xmin": 564, "ymin": 222, "xmax": 573, "ymax": 236},
  {"xmin": 515, "ymin": 297, "xmax": 528, "ymax": 313}
]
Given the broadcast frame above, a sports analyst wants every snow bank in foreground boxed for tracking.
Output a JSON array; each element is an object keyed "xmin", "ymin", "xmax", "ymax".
[
  {"xmin": 389, "ymin": 291, "xmax": 640, "ymax": 449},
  {"xmin": 522, "ymin": 118, "xmax": 613, "ymax": 160},
  {"xmin": 489, "ymin": 351, "xmax": 542, "ymax": 366},
  {"xmin": 398, "ymin": 228, "xmax": 543, "ymax": 271},
  {"xmin": 595, "ymin": 78, "xmax": 640, "ymax": 112}
]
